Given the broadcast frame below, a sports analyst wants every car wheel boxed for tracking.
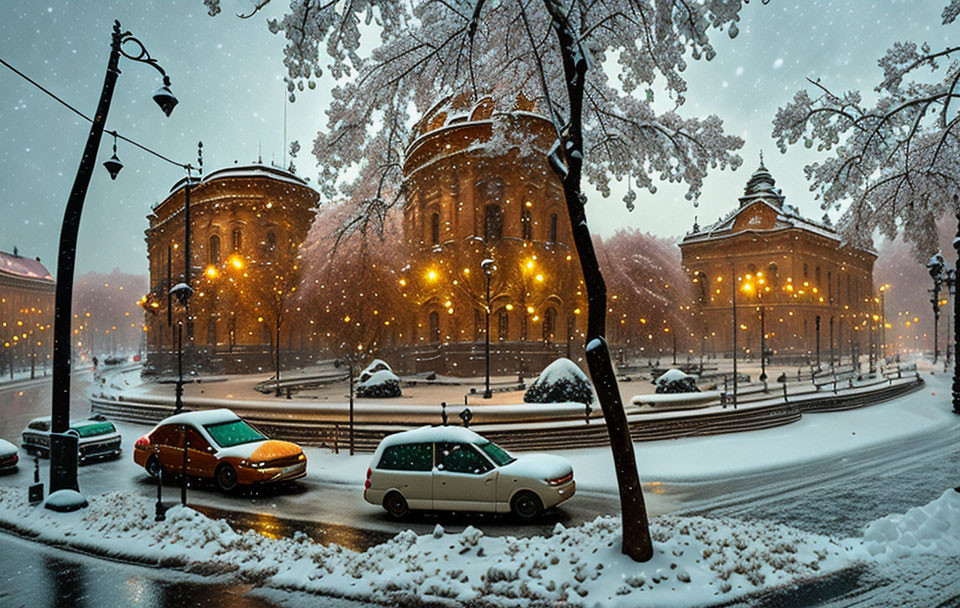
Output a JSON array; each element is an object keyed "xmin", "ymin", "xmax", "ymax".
[
  {"xmin": 145, "ymin": 455, "xmax": 162, "ymax": 478},
  {"xmin": 511, "ymin": 491, "xmax": 543, "ymax": 521},
  {"xmin": 215, "ymin": 463, "xmax": 239, "ymax": 492},
  {"xmin": 383, "ymin": 491, "xmax": 409, "ymax": 519}
]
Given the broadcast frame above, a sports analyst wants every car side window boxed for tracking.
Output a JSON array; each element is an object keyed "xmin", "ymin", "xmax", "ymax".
[
  {"xmin": 184, "ymin": 428, "xmax": 210, "ymax": 451},
  {"xmin": 29, "ymin": 420, "xmax": 49, "ymax": 432},
  {"xmin": 378, "ymin": 443, "xmax": 432, "ymax": 471},
  {"xmin": 150, "ymin": 425, "xmax": 179, "ymax": 447},
  {"xmin": 435, "ymin": 442, "xmax": 493, "ymax": 475}
]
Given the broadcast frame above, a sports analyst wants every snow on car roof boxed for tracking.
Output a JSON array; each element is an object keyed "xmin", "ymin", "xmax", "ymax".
[
  {"xmin": 159, "ymin": 408, "xmax": 240, "ymax": 427},
  {"xmin": 379, "ymin": 425, "xmax": 487, "ymax": 449}
]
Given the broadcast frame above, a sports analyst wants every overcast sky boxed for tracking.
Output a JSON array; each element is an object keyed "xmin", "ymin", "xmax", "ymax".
[{"xmin": 0, "ymin": 1, "xmax": 952, "ymax": 277}]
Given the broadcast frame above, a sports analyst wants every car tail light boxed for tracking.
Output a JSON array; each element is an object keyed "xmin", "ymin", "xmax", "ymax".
[
  {"xmin": 365, "ymin": 467, "xmax": 372, "ymax": 489},
  {"xmin": 11, "ymin": 453, "xmax": 18, "ymax": 465},
  {"xmin": 134, "ymin": 436, "xmax": 150, "ymax": 450}
]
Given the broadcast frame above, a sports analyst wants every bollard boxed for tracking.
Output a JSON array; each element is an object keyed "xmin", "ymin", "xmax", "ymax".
[
  {"xmin": 441, "ymin": 402, "xmax": 448, "ymax": 426},
  {"xmin": 720, "ymin": 391, "xmax": 727, "ymax": 409},
  {"xmin": 286, "ymin": 387, "xmax": 292, "ymax": 399},
  {"xmin": 584, "ymin": 401, "xmax": 592, "ymax": 425},
  {"xmin": 28, "ymin": 456, "xmax": 43, "ymax": 505},
  {"xmin": 180, "ymin": 431, "xmax": 189, "ymax": 506},
  {"xmin": 155, "ymin": 467, "xmax": 166, "ymax": 521},
  {"xmin": 459, "ymin": 407, "xmax": 473, "ymax": 427}
]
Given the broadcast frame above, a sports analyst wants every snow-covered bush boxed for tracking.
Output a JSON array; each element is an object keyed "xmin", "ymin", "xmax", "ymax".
[
  {"xmin": 524, "ymin": 358, "xmax": 593, "ymax": 405},
  {"xmin": 356, "ymin": 369, "xmax": 402, "ymax": 398},
  {"xmin": 359, "ymin": 359, "xmax": 392, "ymax": 383},
  {"xmin": 654, "ymin": 369, "xmax": 700, "ymax": 394}
]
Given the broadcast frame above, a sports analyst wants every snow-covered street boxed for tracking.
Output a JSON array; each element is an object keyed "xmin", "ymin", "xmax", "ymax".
[{"xmin": 1, "ymin": 366, "xmax": 959, "ymax": 605}]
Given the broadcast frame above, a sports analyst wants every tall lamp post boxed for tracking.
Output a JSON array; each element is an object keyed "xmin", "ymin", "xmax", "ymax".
[
  {"xmin": 927, "ymin": 252, "xmax": 945, "ymax": 364},
  {"xmin": 878, "ymin": 284, "xmax": 890, "ymax": 360},
  {"xmin": 729, "ymin": 261, "xmax": 738, "ymax": 407},
  {"xmin": 942, "ymin": 271, "xmax": 955, "ymax": 370},
  {"xmin": 952, "ymin": 198, "xmax": 960, "ymax": 414},
  {"xmin": 48, "ymin": 21, "xmax": 177, "ymax": 500},
  {"xmin": 481, "ymin": 258, "xmax": 495, "ymax": 399}
]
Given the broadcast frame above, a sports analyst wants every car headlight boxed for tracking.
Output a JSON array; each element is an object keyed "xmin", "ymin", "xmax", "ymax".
[{"xmin": 546, "ymin": 472, "xmax": 574, "ymax": 486}]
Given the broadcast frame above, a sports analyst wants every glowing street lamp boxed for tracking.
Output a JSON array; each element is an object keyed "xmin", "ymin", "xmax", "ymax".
[
  {"xmin": 481, "ymin": 258, "xmax": 496, "ymax": 399},
  {"xmin": 48, "ymin": 20, "xmax": 178, "ymax": 501}
]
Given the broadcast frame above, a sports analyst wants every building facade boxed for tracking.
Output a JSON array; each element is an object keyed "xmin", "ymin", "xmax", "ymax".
[
  {"xmin": 0, "ymin": 248, "xmax": 55, "ymax": 378},
  {"xmin": 679, "ymin": 161, "xmax": 877, "ymax": 364},
  {"xmin": 143, "ymin": 164, "xmax": 319, "ymax": 374},
  {"xmin": 393, "ymin": 94, "xmax": 587, "ymax": 375}
]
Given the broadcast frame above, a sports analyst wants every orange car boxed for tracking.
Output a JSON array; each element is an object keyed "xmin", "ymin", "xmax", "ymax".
[{"xmin": 133, "ymin": 408, "xmax": 306, "ymax": 491}]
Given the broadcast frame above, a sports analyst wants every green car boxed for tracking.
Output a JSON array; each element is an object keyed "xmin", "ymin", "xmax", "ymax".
[{"xmin": 21, "ymin": 414, "xmax": 122, "ymax": 464}]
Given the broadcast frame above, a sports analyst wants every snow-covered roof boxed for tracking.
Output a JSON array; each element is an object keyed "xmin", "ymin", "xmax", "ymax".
[
  {"xmin": 0, "ymin": 249, "xmax": 54, "ymax": 283},
  {"xmin": 167, "ymin": 163, "xmax": 311, "ymax": 197},
  {"xmin": 378, "ymin": 425, "xmax": 487, "ymax": 450},
  {"xmin": 680, "ymin": 160, "xmax": 852, "ymax": 249},
  {"xmin": 158, "ymin": 408, "xmax": 239, "ymax": 427}
]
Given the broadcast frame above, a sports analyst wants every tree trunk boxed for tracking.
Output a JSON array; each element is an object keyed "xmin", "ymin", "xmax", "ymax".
[
  {"xmin": 953, "ymin": 208, "xmax": 960, "ymax": 415},
  {"xmin": 544, "ymin": 0, "xmax": 654, "ymax": 562}
]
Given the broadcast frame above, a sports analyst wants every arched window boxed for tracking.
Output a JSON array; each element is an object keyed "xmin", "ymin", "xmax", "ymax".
[
  {"xmin": 548, "ymin": 213, "xmax": 559, "ymax": 243},
  {"xmin": 429, "ymin": 311, "xmax": 441, "ymax": 343},
  {"xmin": 484, "ymin": 204, "xmax": 503, "ymax": 242},
  {"xmin": 542, "ymin": 307, "xmax": 557, "ymax": 342},
  {"xmin": 815, "ymin": 266, "xmax": 821, "ymax": 288},
  {"xmin": 497, "ymin": 308, "xmax": 509, "ymax": 341},
  {"xmin": 430, "ymin": 211, "xmax": 440, "ymax": 245},
  {"xmin": 521, "ymin": 207, "xmax": 532, "ymax": 241},
  {"xmin": 474, "ymin": 309, "xmax": 483, "ymax": 341},
  {"xmin": 208, "ymin": 235, "xmax": 221, "ymax": 264},
  {"xmin": 232, "ymin": 228, "xmax": 242, "ymax": 252},
  {"xmin": 827, "ymin": 271, "xmax": 833, "ymax": 301}
]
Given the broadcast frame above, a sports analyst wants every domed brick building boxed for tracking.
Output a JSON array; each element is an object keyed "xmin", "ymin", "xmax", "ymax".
[
  {"xmin": 394, "ymin": 94, "xmax": 586, "ymax": 375},
  {"xmin": 143, "ymin": 164, "xmax": 319, "ymax": 374},
  {"xmin": 679, "ymin": 158, "xmax": 877, "ymax": 365}
]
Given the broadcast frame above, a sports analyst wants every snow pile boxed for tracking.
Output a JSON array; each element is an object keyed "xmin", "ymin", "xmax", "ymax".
[
  {"xmin": 862, "ymin": 488, "xmax": 960, "ymax": 562},
  {"xmin": 358, "ymin": 359, "xmax": 392, "ymax": 383},
  {"xmin": 0, "ymin": 487, "xmax": 861, "ymax": 607},
  {"xmin": 524, "ymin": 357, "xmax": 594, "ymax": 405},
  {"xmin": 356, "ymin": 369, "xmax": 402, "ymax": 398},
  {"xmin": 654, "ymin": 369, "xmax": 700, "ymax": 394}
]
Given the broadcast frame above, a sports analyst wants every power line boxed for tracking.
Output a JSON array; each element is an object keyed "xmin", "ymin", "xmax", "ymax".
[{"xmin": 0, "ymin": 55, "xmax": 192, "ymax": 171}]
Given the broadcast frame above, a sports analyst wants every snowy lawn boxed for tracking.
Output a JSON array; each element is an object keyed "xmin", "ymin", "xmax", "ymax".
[{"xmin": 0, "ymin": 486, "xmax": 880, "ymax": 607}]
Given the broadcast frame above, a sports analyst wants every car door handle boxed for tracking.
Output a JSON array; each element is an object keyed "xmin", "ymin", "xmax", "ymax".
[{"xmin": 485, "ymin": 479, "xmax": 494, "ymax": 485}]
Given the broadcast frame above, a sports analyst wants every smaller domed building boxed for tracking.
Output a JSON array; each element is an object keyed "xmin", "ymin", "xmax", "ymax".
[
  {"xmin": 680, "ymin": 158, "xmax": 877, "ymax": 364},
  {"xmin": 143, "ymin": 164, "xmax": 319, "ymax": 374}
]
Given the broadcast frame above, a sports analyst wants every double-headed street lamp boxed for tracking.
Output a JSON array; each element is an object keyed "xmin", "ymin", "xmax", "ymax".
[
  {"xmin": 481, "ymin": 258, "xmax": 496, "ymax": 399},
  {"xmin": 927, "ymin": 252, "xmax": 945, "ymax": 364},
  {"xmin": 48, "ymin": 21, "xmax": 178, "ymax": 502},
  {"xmin": 942, "ymin": 270, "xmax": 956, "ymax": 369}
]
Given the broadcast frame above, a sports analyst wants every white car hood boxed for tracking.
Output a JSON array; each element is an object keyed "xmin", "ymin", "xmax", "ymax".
[
  {"xmin": 0, "ymin": 438, "xmax": 17, "ymax": 457},
  {"xmin": 499, "ymin": 453, "xmax": 572, "ymax": 480}
]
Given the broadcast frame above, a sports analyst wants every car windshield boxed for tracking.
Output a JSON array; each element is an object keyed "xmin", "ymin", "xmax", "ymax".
[
  {"xmin": 203, "ymin": 420, "xmax": 266, "ymax": 448},
  {"xmin": 478, "ymin": 440, "xmax": 515, "ymax": 466},
  {"xmin": 71, "ymin": 421, "xmax": 116, "ymax": 438}
]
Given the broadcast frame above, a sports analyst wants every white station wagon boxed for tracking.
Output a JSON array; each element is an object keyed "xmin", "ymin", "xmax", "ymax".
[{"xmin": 364, "ymin": 426, "xmax": 575, "ymax": 520}]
